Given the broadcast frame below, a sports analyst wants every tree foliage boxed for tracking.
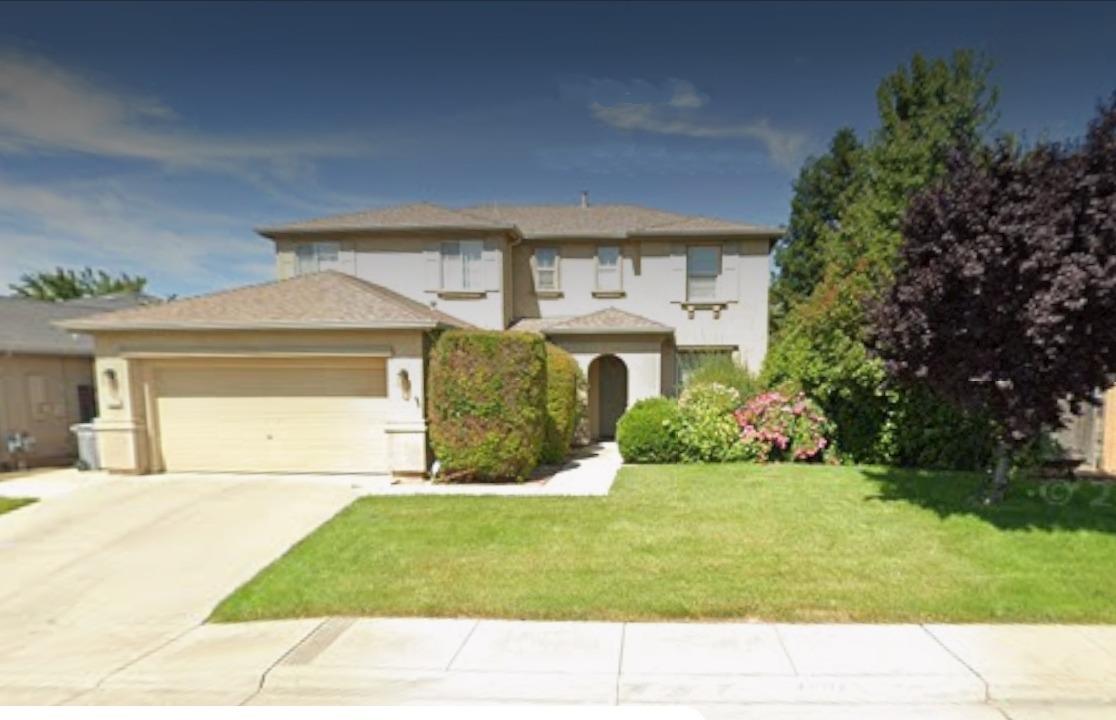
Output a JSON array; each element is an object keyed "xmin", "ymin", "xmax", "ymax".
[
  {"xmin": 872, "ymin": 97, "xmax": 1116, "ymax": 486},
  {"xmin": 10, "ymin": 267, "xmax": 148, "ymax": 301},
  {"xmin": 763, "ymin": 51, "xmax": 1000, "ymax": 466},
  {"xmin": 771, "ymin": 127, "xmax": 862, "ymax": 325}
]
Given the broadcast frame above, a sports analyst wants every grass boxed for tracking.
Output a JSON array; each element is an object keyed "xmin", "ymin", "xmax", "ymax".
[
  {"xmin": 0, "ymin": 497, "xmax": 35, "ymax": 516},
  {"xmin": 212, "ymin": 463, "xmax": 1116, "ymax": 623}
]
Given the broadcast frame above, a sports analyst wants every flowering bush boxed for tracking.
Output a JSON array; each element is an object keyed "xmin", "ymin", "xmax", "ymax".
[
  {"xmin": 677, "ymin": 383, "xmax": 749, "ymax": 462},
  {"xmin": 733, "ymin": 391, "xmax": 833, "ymax": 462}
]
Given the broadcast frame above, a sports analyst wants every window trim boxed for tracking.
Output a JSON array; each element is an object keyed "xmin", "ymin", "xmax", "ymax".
[
  {"xmin": 532, "ymin": 247, "xmax": 560, "ymax": 294},
  {"xmin": 440, "ymin": 239, "xmax": 484, "ymax": 292},
  {"xmin": 686, "ymin": 244, "xmax": 722, "ymax": 302},
  {"xmin": 594, "ymin": 245, "xmax": 623, "ymax": 294},
  {"xmin": 675, "ymin": 347, "xmax": 737, "ymax": 391},
  {"xmin": 295, "ymin": 241, "xmax": 341, "ymax": 274}
]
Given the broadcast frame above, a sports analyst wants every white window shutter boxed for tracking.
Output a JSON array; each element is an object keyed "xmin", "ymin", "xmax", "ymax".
[
  {"xmin": 424, "ymin": 242, "xmax": 441, "ymax": 291},
  {"xmin": 717, "ymin": 242, "xmax": 739, "ymax": 302},
  {"xmin": 484, "ymin": 243, "xmax": 500, "ymax": 291},
  {"xmin": 670, "ymin": 243, "xmax": 686, "ymax": 301}
]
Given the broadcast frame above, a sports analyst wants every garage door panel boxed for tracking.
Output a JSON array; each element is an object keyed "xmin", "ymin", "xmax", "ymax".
[{"xmin": 154, "ymin": 359, "xmax": 389, "ymax": 474}]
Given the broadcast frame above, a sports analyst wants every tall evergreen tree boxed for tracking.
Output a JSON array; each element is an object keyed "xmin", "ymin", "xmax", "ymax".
[
  {"xmin": 763, "ymin": 51, "xmax": 1000, "ymax": 466},
  {"xmin": 771, "ymin": 128, "xmax": 861, "ymax": 328}
]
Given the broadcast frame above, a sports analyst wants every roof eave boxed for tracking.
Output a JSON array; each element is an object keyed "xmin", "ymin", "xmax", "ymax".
[
  {"xmin": 57, "ymin": 320, "xmax": 440, "ymax": 333},
  {"xmin": 0, "ymin": 345, "xmax": 92, "ymax": 357},
  {"xmin": 629, "ymin": 228, "xmax": 784, "ymax": 239},
  {"xmin": 522, "ymin": 232, "xmax": 631, "ymax": 241},
  {"xmin": 543, "ymin": 327, "xmax": 673, "ymax": 336},
  {"xmin": 257, "ymin": 224, "xmax": 520, "ymax": 240}
]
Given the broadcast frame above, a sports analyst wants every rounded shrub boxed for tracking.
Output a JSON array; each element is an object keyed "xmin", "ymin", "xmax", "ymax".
[
  {"xmin": 617, "ymin": 397, "xmax": 683, "ymax": 463},
  {"xmin": 428, "ymin": 330, "xmax": 547, "ymax": 481},
  {"xmin": 676, "ymin": 382, "xmax": 747, "ymax": 462},
  {"xmin": 541, "ymin": 343, "xmax": 582, "ymax": 464}
]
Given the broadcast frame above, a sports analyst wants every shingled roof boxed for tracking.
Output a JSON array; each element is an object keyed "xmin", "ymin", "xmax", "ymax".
[
  {"xmin": 511, "ymin": 308, "xmax": 672, "ymax": 335},
  {"xmin": 0, "ymin": 295, "xmax": 152, "ymax": 355},
  {"xmin": 259, "ymin": 202, "xmax": 782, "ymax": 241},
  {"xmin": 257, "ymin": 203, "xmax": 514, "ymax": 237},
  {"xmin": 58, "ymin": 272, "xmax": 470, "ymax": 332}
]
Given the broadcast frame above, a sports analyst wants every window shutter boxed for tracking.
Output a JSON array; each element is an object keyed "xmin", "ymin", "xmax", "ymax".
[
  {"xmin": 424, "ymin": 242, "xmax": 441, "ymax": 291},
  {"xmin": 670, "ymin": 243, "xmax": 686, "ymax": 301},
  {"xmin": 484, "ymin": 243, "xmax": 501, "ymax": 291},
  {"xmin": 717, "ymin": 242, "xmax": 739, "ymax": 302}
]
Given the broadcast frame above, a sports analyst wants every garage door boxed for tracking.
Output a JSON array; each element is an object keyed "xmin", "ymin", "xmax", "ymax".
[{"xmin": 153, "ymin": 358, "xmax": 389, "ymax": 473}]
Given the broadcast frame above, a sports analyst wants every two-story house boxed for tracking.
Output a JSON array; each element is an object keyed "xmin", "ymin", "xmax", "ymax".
[{"xmin": 62, "ymin": 200, "xmax": 780, "ymax": 477}]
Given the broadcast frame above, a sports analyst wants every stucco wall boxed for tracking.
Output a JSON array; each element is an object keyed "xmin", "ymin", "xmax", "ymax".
[
  {"xmin": 275, "ymin": 234, "xmax": 512, "ymax": 330},
  {"xmin": 549, "ymin": 334, "xmax": 668, "ymax": 438},
  {"xmin": 0, "ymin": 354, "xmax": 93, "ymax": 467},
  {"xmin": 511, "ymin": 238, "xmax": 770, "ymax": 370},
  {"xmin": 89, "ymin": 329, "xmax": 428, "ymax": 475}
]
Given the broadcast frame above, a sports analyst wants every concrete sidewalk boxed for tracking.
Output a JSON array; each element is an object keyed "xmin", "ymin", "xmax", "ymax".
[
  {"xmin": 356, "ymin": 442, "xmax": 622, "ymax": 496},
  {"xmin": 5, "ymin": 617, "xmax": 1112, "ymax": 714}
]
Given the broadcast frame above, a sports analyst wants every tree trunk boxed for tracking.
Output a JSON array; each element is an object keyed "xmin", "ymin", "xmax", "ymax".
[{"xmin": 982, "ymin": 441, "xmax": 1013, "ymax": 504}]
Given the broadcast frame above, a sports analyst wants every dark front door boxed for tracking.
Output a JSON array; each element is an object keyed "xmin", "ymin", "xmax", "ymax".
[{"xmin": 596, "ymin": 355, "xmax": 628, "ymax": 439}]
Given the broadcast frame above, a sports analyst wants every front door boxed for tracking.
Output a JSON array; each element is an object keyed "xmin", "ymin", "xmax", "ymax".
[{"xmin": 595, "ymin": 355, "xmax": 628, "ymax": 440}]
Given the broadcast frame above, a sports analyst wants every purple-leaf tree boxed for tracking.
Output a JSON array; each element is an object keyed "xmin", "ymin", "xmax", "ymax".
[{"xmin": 871, "ymin": 97, "xmax": 1116, "ymax": 497}]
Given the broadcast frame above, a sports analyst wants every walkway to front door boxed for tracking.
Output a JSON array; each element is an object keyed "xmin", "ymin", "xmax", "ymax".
[{"xmin": 589, "ymin": 354, "xmax": 628, "ymax": 440}]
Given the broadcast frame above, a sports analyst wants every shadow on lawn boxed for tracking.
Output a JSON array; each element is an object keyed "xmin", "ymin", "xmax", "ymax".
[{"xmin": 861, "ymin": 466, "xmax": 1116, "ymax": 533}]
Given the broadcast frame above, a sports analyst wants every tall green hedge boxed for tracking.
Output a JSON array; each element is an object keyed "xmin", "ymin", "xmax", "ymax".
[
  {"xmin": 428, "ymin": 330, "xmax": 547, "ymax": 481},
  {"xmin": 541, "ymin": 344, "xmax": 581, "ymax": 464}
]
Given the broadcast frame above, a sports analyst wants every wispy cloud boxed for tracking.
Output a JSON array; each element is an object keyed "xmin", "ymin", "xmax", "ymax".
[
  {"xmin": 565, "ymin": 76, "xmax": 811, "ymax": 174},
  {"xmin": 0, "ymin": 174, "xmax": 270, "ymax": 295},
  {"xmin": 0, "ymin": 49, "xmax": 382, "ymax": 295},
  {"xmin": 0, "ymin": 50, "xmax": 368, "ymax": 179}
]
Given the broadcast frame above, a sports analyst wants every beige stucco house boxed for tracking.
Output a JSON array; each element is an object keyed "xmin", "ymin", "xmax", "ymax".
[
  {"xmin": 61, "ymin": 200, "xmax": 783, "ymax": 476},
  {"xmin": 1, "ymin": 296, "xmax": 150, "ymax": 469}
]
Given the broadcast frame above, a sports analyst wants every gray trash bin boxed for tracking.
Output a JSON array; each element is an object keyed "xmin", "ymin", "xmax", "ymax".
[{"xmin": 70, "ymin": 423, "xmax": 100, "ymax": 471}]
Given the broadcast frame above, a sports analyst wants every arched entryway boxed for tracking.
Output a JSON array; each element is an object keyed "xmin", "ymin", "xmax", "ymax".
[{"xmin": 588, "ymin": 354, "xmax": 628, "ymax": 440}]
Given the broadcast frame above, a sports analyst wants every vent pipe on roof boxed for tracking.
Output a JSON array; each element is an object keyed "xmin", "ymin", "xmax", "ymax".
[{"xmin": 580, "ymin": 191, "xmax": 590, "ymax": 209}]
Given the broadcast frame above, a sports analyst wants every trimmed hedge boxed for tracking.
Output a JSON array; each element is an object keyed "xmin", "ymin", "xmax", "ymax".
[
  {"xmin": 617, "ymin": 397, "xmax": 684, "ymax": 463},
  {"xmin": 541, "ymin": 344, "xmax": 581, "ymax": 464},
  {"xmin": 428, "ymin": 330, "xmax": 547, "ymax": 481}
]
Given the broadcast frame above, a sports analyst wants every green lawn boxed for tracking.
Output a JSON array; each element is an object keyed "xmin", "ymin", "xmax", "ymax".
[
  {"xmin": 212, "ymin": 464, "xmax": 1116, "ymax": 623},
  {"xmin": 0, "ymin": 497, "xmax": 35, "ymax": 516}
]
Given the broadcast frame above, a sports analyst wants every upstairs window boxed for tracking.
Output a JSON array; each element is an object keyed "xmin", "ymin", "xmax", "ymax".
[
  {"xmin": 687, "ymin": 245, "xmax": 721, "ymax": 301},
  {"xmin": 295, "ymin": 242, "xmax": 341, "ymax": 274},
  {"xmin": 440, "ymin": 240, "xmax": 484, "ymax": 291},
  {"xmin": 596, "ymin": 246, "xmax": 621, "ymax": 292},
  {"xmin": 534, "ymin": 248, "xmax": 559, "ymax": 292}
]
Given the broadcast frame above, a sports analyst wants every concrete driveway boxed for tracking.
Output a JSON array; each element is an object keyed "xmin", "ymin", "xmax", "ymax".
[{"xmin": 0, "ymin": 473, "xmax": 358, "ymax": 699}]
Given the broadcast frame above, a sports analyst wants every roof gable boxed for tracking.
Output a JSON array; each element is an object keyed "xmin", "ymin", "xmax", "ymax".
[
  {"xmin": 59, "ymin": 272, "xmax": 470, "ymax": 332},
  {"xmin": 511, "ymin": 308, "xmax": 672, "ymax": 335}
]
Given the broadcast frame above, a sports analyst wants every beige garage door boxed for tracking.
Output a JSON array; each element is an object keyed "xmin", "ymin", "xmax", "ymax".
[{"xmin": 153, "ymin": 358, "xmax": 389, "ymax": 473}]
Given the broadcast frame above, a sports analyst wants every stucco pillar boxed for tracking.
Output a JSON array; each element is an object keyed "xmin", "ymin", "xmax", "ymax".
[
  {"xmin": 385, "ymin": 354, "xmax": 427, "ymax": 476},
  {"xmin": 92, "ymin": 356, "xmax": 150, "ymax": 473}
]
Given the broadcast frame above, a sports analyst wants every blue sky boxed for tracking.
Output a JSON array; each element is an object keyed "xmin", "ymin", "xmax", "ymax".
[{"xmin": 2, "ymin": 1, "xmax": 1114, "ymax": 296}]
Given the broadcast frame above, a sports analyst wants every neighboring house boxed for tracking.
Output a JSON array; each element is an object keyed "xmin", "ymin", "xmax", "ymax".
[
  {"xmin": 61, "ymin": 200, "xmax": 782, "ymax": 476},
  {"xmin": 1056, "ymin": 391, "xmax": 1116, "ymax": 475},
  {"xmin": 0, "ymin": 295, "xmax": 149, "ymax": 469}
]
